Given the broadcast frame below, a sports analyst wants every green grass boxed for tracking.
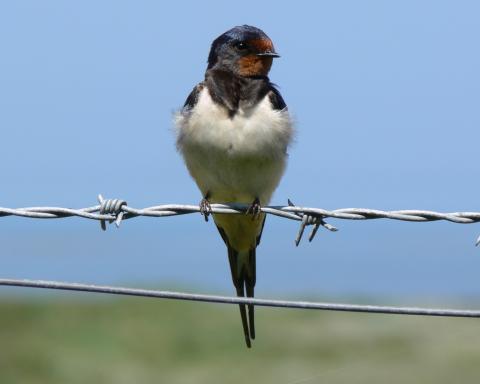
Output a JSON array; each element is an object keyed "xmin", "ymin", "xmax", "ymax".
[{"xmin": 1, "ymin": 297, "xmax": 480, "ymax": 383}]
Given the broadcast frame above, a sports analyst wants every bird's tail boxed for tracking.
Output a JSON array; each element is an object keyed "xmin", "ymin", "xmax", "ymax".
[{"xmin": 227, "ymin": 245, "xmax": 256, "ymax": 348}]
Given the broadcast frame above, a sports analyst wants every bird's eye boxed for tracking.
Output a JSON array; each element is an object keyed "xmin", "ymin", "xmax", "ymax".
[{"xmin": 235, "ymin": 41, "xmax": 248, "ymax": 50}]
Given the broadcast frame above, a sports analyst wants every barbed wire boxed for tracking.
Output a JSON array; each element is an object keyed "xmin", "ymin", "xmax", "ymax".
[
  {"xmin": 1, "ymin": 195, "xmax": 480, "ymax": 245},
  {"xmin": 1, "ymin": 278, "xmax": 479, "ymax": 318},
  {"xmin": 2, "ymin": 196, "xmax": 480, "ymax": 319}
]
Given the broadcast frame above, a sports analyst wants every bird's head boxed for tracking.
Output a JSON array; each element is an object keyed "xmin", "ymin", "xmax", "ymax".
[{"xmin": 207, "ymin": 25, "xmax": 279, "ymax": 77}]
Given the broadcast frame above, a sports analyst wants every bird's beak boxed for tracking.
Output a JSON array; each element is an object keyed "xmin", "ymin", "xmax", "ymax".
[{"xmin": 256, "ymin": 51, "xmax": 280, "ymax": 58}]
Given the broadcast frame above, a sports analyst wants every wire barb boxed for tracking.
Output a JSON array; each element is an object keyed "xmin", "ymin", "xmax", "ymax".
[
  {"xmin": 288, "ymin": 199, "xmax": 338, "ymax": 246},
  {"xmin": 97, "ymin": 194, "xmax": 127, "ymax": 230}
]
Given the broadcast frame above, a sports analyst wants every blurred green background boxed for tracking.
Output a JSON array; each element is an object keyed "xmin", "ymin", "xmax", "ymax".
[{"xmin": 1, "ymin": 296, "xmax": 480, "ymax": 384}]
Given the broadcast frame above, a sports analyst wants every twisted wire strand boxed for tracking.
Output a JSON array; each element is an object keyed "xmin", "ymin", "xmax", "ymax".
[
  {"xmin": 2, "ymin": 196, "xmax": 480, "ymax": 223},
  {"xmin": 2, "ymin": 194, "xmax": 480, "ymax": 244},
  {"xmin": 1, "ymin": 278, "xmax": 480, "ymax": 318}
]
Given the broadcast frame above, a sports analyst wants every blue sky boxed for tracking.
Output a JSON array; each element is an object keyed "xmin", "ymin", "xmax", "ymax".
[{"xmin": 1, "ymin": 1, "xmax": 479, "ymax": 300}]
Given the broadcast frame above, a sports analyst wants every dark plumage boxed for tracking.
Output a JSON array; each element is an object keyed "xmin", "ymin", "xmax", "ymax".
[{"xmin": 183, "ymin": 25, "xmax": 285, "ymax": 118}]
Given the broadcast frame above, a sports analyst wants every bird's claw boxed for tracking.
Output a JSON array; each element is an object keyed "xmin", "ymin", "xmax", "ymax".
[
  {"xmin": 246, "ymin": 198, "xmax": 262, "ymax": 220},
  {"xmin": 199, "ymin": 197, "xmax": 212, "ymax": 222},
  {"xmin": 288, "ymin": 199, "xmax": 338, "ymax": 246}
]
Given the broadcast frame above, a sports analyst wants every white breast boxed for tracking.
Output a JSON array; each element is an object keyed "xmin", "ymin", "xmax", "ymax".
[
  {"xmin": 175, "ymin": 87, "xmax": 293, "ymax": 204},
  {"xmin": 176, "ymin": 88, "xmax": 292, "ymax": 157}
]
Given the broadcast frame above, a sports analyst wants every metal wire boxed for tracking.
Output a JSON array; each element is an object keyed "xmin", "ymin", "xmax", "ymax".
[
  {"xmin": 1, "ymin": 278, "xmax": 479, "ymax": 318},
  {"xmin": 2, "ymin": 196, "xmax": 480, "ymax": 316},
  {"xmin": 3, "ymin": 197, "xmax": 480, "ymax": 223},
  {"xmin": 2, "ymin": 194, "xmax": 480, "ymax": 245}
]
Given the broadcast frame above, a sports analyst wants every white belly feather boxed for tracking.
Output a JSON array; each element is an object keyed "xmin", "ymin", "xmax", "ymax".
[{"xmin": 175, "ymin": 88, "xmax": 293, "ymax": 205}]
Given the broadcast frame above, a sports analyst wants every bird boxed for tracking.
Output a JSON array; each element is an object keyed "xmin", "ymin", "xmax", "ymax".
[{"xmin": 175, "ymin": 25, "xmax": 293, "ymax": 347}]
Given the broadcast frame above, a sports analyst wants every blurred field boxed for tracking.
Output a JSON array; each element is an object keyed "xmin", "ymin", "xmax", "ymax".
[{"xmin": 1, "ymin": 296, "xmax": 480, "ymax": 384}]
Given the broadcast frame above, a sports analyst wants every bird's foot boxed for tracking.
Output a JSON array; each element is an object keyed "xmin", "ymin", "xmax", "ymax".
[
  {"xmin": 288, "ymin": 199, "xmax": 338, "ymax": 246},
  {"xmin": 199, "ymin": 196, "xmax": 212, "ymax": 222},
  {"xmin": 246, "ymin": 198, "xmax": 262, "ymax": 220}
]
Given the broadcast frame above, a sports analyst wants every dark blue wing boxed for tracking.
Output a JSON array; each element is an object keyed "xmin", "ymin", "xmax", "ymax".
[
  {"xmin": 268, "ymin": 85, "xmax": 287, "ymax": 111},
  {"xmin": 182, "ymin": 83, "xmax": 204, "ymax": 112}
]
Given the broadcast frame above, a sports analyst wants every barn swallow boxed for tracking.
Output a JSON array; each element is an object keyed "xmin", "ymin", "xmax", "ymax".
[{"xmin": 175, "ymin": 25, "xmax": 293, "ymax": 347}]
